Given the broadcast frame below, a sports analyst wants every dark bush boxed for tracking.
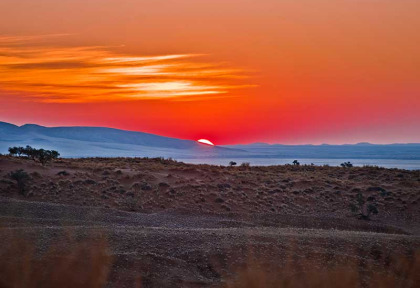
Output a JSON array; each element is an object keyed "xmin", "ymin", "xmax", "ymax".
[
  {"xmin": 350, "ymin": 192, "xmax": 379, "ymax": 220},
  {"xmin": 340, "ymin": 161, "xmax": 353, "ymax": 168},
  {"xmin": 57, "ymin": 170, "xmax": 70, "ymax": 176},
  {"xmin": 218, "ymin": 183, "xmax": 231, "ymax": 190},
  {"xmin": 367, "ymin": 186, "xmax": 386, "ymax": 192},
  {"xmin": 9, "ymin": 169, "xmax": 31, "ymax": 195},
  {"xmin": 215, "ymin": 197, "xmax": 225, "ymax": 203},
  {"xmin": 84, "ymin": 179, "xmax": 96, "ymax": 185},
  {"xmin": 141, "ymin": 182, "xmax": 152, "ymax": 190}
]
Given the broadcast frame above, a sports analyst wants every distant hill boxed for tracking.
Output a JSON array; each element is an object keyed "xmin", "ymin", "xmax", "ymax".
[
  {"xmin": 0, "ymin": 122, "xmax": 197, "ymax": 148},
  {"xmin": 1, "ymin": 121, "xmax": 419, "ymax": 161},
  {"xmin": 0, "ymin": 121, "xmax": 239, "ymax": 158}
]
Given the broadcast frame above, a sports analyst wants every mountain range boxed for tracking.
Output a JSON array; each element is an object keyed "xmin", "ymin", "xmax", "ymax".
[
  {"xmin": 0, "ymin": 121, "xmax": 239, "ymax": 158},
  {"xmin": 1, "ymin": 121, "xmax": 420, "ymax": 161}
]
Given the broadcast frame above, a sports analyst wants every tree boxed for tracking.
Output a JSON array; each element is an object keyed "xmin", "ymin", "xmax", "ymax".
[
  {"xmin": 23, "ymin": 145, "xmax": 37, "ymax": 160},
  {"xmin": 292, "ymin": 160, "xmax": 300, "ymax": 166},
  {"xmin": 8, "ymin": 146, "xmax": 18, "ymax": 156},
  {"xmin": 229, "ymin": 161, "xmax": 237, "ymax": 167},
  {"xmin": 37, "ymin": 149, "xmax": 49, "ymax": 165},
  {"xmin": 8, "ymin": 146, "xmax": 60, "ymax": 165},
  {"xmin": 37, "ymin": 149, "xmax": 60, "ymax": 165},
  {"xmin": 340, "ymin": 161, "xmax": 353, "ymax": 168},
  {"xmin": 350, "ymin": 192, "xmax": 378, "ymax": 220},
  {"xmin": 50, "ymin": 150, "xmax": 60, "ymax": 159},
  {"xmin": 17, "ymin": 147, "xmax": 25, "ymax": 156},
  {"xmin": 9, "ymin": 169, "xmax": 31, "ymax": 196}
]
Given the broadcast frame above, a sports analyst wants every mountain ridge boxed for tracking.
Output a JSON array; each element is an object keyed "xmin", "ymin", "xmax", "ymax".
[
  {"xmin": 0, "ymin": 121, "xmax": 244, "ymax": 158},
  {"xmin": 1, "ymin": 121, "xmax": 420, "ymax": 161}
]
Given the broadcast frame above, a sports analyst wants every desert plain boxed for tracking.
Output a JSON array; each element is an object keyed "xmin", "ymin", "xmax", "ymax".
[{"xmin": 1, "ymin": 155, "xmax": 419, "ymax": 287}]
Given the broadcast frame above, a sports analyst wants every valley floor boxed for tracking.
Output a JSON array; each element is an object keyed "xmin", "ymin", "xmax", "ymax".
[{"xmin": 0, "ymin": 156, "xmax": 419, "ymax": 287}]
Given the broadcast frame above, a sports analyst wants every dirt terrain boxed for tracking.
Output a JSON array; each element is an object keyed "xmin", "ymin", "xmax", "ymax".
[{"xmin": 1, "ymin": 156, "xmax": 419, "ymax": 287}]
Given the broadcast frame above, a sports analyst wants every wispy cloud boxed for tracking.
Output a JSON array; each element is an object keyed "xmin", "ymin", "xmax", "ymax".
[{"xmin": 0, "ymin": 35, "xmax": 253, "ymax": 103}]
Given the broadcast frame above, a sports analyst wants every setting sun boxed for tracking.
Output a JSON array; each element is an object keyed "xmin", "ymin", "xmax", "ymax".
[
  {"xmin": 0, "ymin": 1, "xmax": 419, "ymax": 287},
  {"xmin": 197, "ymin": 139, "xmax": 214, "ymax": 146},
  {"xmin": 0, "ymin": 0, "xmax": 419, "ymax": 144}
]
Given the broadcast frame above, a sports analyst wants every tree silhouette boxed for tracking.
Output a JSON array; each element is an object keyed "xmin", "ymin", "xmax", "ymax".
[
  {"xmin": 8, "ymin": 146, "xmax": 60, "ymax": 165},
  {"xmin": 340, "ymin": 161, "xmax": 353, "ymax": 168},
  {"xmin": 8, "ymin": 147, "xmax": 18, "ymax": 156}
]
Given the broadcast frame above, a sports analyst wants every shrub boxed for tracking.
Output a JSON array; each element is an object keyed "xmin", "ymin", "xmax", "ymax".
[
  {"xmin": 140, "ymin": 182, "xmax": 152, "ymax": 191},
  {"xmin": 124, "ymin": 196, "xmax": 140, "ymax": 212},
  {"xmin": 229, "ymin": 161, "xmax": 237, "ymax": 167},
  {"xmin": 57, "ymin": 170, "xmax": 70, "ymax": 176},
  {"xmin": 84, "ymin": 179, "xmax": 97, "ymax": 185},
  {"xmin": 240, "ymin": 162, "xmax": 250, "ymax": 168},
  {"xmin": 9, "ymin": 169, "xmax": 31, "ymax": 195},
  {"xmin": 350, "ymin": 192, "xmax": 379, "ymax": 220},
  {"xmin": 292, "ymin": 160, "xmax": 300, "ymax": 166},
  {"xmin": 158, "ymin": 182, "xmax": 170, "ymax": 188},
  {"xmin": 215, "ymin": 197, "xmax": 225, "ymax": 203},
  {"xmin": 340, "ymin": 161, "xmax": 353, "ymax": 168}
]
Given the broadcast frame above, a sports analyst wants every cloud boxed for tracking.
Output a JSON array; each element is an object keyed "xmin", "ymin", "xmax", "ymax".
[{"xmin": 0, "ymin": 35, "xmax": 252, "ymax": 103}]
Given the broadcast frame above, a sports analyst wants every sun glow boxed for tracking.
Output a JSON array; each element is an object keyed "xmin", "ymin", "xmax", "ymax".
[{"xmin": 197, "ymin": 139, "xmax": 214, "ymax": 146}]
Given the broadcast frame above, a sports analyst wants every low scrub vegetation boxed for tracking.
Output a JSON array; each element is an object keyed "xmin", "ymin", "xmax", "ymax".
[
  {"xmin": 240, "ymin": 162, "xmax": 251, "ymax": 169},
  {"xmin": 350, "ymin": 192, "xmax": 379, "ymax": 220},
  {"xmin": 9, "ymin": 169, "xmax": 31, "ymax": 196}
]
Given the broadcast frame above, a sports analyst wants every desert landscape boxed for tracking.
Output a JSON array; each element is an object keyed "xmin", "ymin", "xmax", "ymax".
[
  {"xmin": 1, "ymin": 1, "xmax": 420, "ymax": 287},
  {"xmin": 1, "ymin": 155, "xmax": 419, "ymax": 287}
]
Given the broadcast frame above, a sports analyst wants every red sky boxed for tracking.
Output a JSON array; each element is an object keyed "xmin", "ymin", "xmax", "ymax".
[{"xmin": 0, "ymin": 0, "xmax": 419, "ymax": 144}]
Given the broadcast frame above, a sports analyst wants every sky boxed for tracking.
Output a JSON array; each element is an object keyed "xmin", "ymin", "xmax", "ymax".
[{"xmin": 0, "ymin": 0, "xmax": 419, "ymax": 145}]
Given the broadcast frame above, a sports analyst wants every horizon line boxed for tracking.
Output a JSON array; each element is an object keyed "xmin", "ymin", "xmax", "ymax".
[{"xmin": 1, "ymin": 120, "xmax": 419, "ymax": 147}]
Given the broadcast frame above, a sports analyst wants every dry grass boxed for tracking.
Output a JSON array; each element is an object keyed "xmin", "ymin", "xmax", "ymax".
[
  {"xmin": 0, "ymin": 233, "xmax": 111, "ymax": 288},
  {"xmin": 224, "ymin": 250, "xmax": 420, "ymax": 288},
  {"xmin": 1, "ymin": 231, "xmax": 419, "ymax": 288}
]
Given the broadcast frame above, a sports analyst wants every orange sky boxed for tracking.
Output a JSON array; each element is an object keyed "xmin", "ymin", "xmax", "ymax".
[{"xmin": 0, "ymin": 0, "xmax": 419, "ymax": 144}]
